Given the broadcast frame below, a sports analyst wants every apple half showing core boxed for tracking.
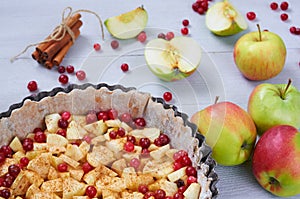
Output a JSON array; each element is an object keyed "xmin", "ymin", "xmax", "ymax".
[
  {"xmin": 205, "ymin": 0, "xmax": 247, "ymax": 36},
  {"xmin": 144, "ymin": 37, "xmax": 202, "ymax": 82}
]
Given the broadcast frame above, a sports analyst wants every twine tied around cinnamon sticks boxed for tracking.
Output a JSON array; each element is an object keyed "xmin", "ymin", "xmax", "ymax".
[{"xmin": 10, "ymin": 7, "xmax": 104, "ymax": 69}]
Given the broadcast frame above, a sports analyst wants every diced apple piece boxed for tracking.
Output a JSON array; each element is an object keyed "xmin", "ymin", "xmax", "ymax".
[
  {"xmin": 86, "ymin": 145, "xmax": 116, "ymax": 167},
  {"xmin": 27, "ymin": 153, "xmax": 51, "ymax": 179},
  {"xmin": 167, "ymin": 166, "xmax": 187, "ymax": 182},
  {"xmin": 105, "ymin": 119, "xmax": 122, "ymax": 128},
  {"xmin": 63, "ymin": 177, "xmax": 87, "ymax": 199},
  {"xmin": 59, "ymin": 154, "xmax": 80, "ymax": 168},
  {"xmin": 105, "ymin": 137, "xmax": 126, "ymax": 154},
  {"xmin": 33, "ymin": 143, "xmax": 49, "ymax": 151},
  {"xmin": 24, "ymin": 170, "xmax": 44, "ymax": 187},
  {"xmin": 148, "ymin": 178, "xmax": 178, "ymax": 196},
  {"xmin": 84, "ymin": 120, "xmax": 108, "ymax": 136},
  {"xmin": 111, "ymin": 158, "xmax": 127, "ymax": 176},
  {"xmin": 183, "ymin": 182, "xmax": 201, "ymax": 199},
  {"xmin": 67, "ymin": 120, "xmax": 88, "ymax": 140},
  {"xmin": 41, "ymin": 178, "xmax": 63, "ymax": 193},
  {"xmin": 69, "ymin": 169, "xmax": 84, "ymax": 182},
  {"xmin": 11, "ymin": 170, "xmax": 31, "ymax": 195},
  {"xmin": 150, "ymin": 144, "xmax": 170, "ymax": 160},
  {"xmin": 65, "ymin": 144, "xmax": 84, "ymax": 162},
  {"xmin": 45, "ymin": 113, "xmax": 61, "ymax": 133},
  {"xmin": 143, "ymin": 160, "xmax": 173, "ymax": 179},
  {"xmin": 130, "ymin": 128, "xmax": 160, "ymax": 142},
  {"xmin": 9, "ymin": 136, "xmax": 23, "ymax": 152},
  {"xmin": 90, "ymin": 135, "xmax": 106, "ymax": 145},
  {"xmin": 79, "ymin": 141, "xmax": 90, "ymax": 157},
  {"xmin": 47, "ymin": 134, "xmax": 68, "ymax": 147},
  {"xmin": 48, "ymin": 166, "xmax": 60, "ymax": 180},
  {"xmin": 72, "ymin": 114, "xmax": 87, "ymax": 127},
  {"xmin": 26, "ymin": 184, "xmax": 41, "ymax": 199}
]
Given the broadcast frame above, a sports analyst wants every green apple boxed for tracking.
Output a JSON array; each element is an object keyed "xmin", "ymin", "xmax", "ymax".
[
  {"xmin": 191, "ymin": 101, "xmax": 257, "ymax": 166},
  {"xmin": 233, "ymin": 25, "xmax": 286, "ymax": 81},
  {"xmin": 248, "ymin": 79, "xmax": 300, "ymax": 135},
  {"xmin": 205, "ymin": 0, "xmax": 248, "ymax": 36},
  {"xmin": 144, "ymin": 36, "xmax": 202, "ymax": 82},
  {"xmin": 252, "ymin": 125, "xmax": 300, "ymax": 197},
  {"xmin": 104, "ymin": 6, "xmax": 148, "ymax": 39}
]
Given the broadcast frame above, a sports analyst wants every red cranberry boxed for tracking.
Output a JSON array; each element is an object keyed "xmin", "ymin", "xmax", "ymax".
[
  {"xmin": 154, "ymin": 137, "xmax": 162, "ymax": 147},
  {"xmin": 121, "ymin": 63, "xmax": 129, "ymax": 72},
  {"xmin": 97, "ymin": 111, "xmax": 109, "ymax": 121},
  {"xmin": 187, "ymin": 176, "xmax": 197, "ymax": 185},
  {"xmin": 19, "ymin": 157, "xmax": 29, "ymax": 167},
  {"xmin": 173, "ymin": 150, "xmax": 188, "ymax": 161},
  {"xmin": 158, "ymin": 133, "xmax": 170, "ymax": 146},
  {"xmin": 82, "ymin": 162, "xmax": 94, "ymax": 174},
  {"xmin": 139, "ymin": 137, "xmax": 151, "ymax": 149},
  {"xmin": 85, "ymin": 185, "xmax": 97, "ymax": 198},
  {"xmin": 157, "ymin": 33, "xmax": 166, "ymax": 39},
  {"xmin": 270, "ymin": 2, "xmax": 278, "ymax": 10},
  {"xmin": 127, "ymin": 135, "xmax": 136, "ymax": 144},
  {"xmin": 173, "ymin": 161, "xmax": 183, "ymax": 171},
  {"xmin": 86, "ymin": 112, "xmax": 98, "ymax": 124},
  {"xmin": 165, "ymin": 197, "xmax": 173, "ymax": 199},
  {"xmin": 137, "ymin": 31, "xmax": 147, "ymax": 43},
  {"xmin": 192, "ymin": 2, "xmax": 200, "ymax": 12},
  {"xmin": 27, "ymin": 81, "xmax": 38, "ymax": 92},
  {"xmin": 163, "ymin": 91, "xmax": 172, "ymax": 102},
  {"xmin": 173, "ymin": 192, "xmax": 184, "ymax": 199},
  {"xmin": 144, "ymin": 192, "xmax": 155, "ymax": 199},
  {"xmin": 134, "ymin": 117, "xmax": 146, "ymax": 128},
  {"xmin": 34, "ymin": 131, "xmax": 47, "ymax": 143},
  {"xmin": 246, "ymin": 12, "xmax": 256, "ymax": 20},
  {"xmin": 0, "ymin": 188, "xmax": 11, "ymax": 199},
  {"xmin": 280, "ymin": 13, "xmax": 288, "ymax": 21},
  {"xmin": 165, "ymin": 32, "xmax": 175, "ymax": 41},
  {"xmin": 109, "ymin": 130, "xmax": 118, "ymax": 139},
  {"xmin": 117, "ymin": 128, "xmax": 126, "ymax": 137},
  {"xmin": 177, "ymin": 185, "xmax": 187, "ymax": 194},
  {"xmin": 154, "ymin": 189, "xmax": 166, "ymax": 199},
  {"xmin": 107, "ymin": 109, "xmax": 118, "ymax": 120},
  {"xmin": 33, "ymin": 127, "xmax": 43, "ymax": 134},
  {"xmin": 57, "ymin": 129, "xmax": 67, "ymax": 137},
  {"xmin": 66, "ymin": 65, "xmax": 75, "ymax": 73},
  {"xmin": 111, "ymin": 40, "xmax": 119, "ymax": 49},
  {"xmin": 61, "ymin": 111, "xmax": 71, "ymax": 121},
  {"xmin": 0, "ymin": 145, "xmax": 13, "ymax": 157},
  {"xmin": 280, "ymin": 1, "xmax": 289, "ymax": 10},
  {"xmin": 182, "ymin": 19, "xmax": 189, "ymax": 26},
  {"xmin": 22, "ymin": 138, "xmax": 34, "ymax": 151},
  {"xmin": 57, "ymin": 163, "xmax": 68, "ymax": 172},
  {"xmin": 8, "ymin": 164, "xmax": 20, "ymax": 178},
  {"xmin": 138, "ymin": 184, "xmax": 149, "ymax": 194},
  {"xmin": 120, "ymin": 112, "xmax": 132, "ymax": 123},
  {"xmin": 181, "ymin": 27, "xmax": 189, "ymax": 35},
  {"xmin": 2, "ymin": 174, "xmax": 14, "ymax": 188},
  {"xmin": 93, "ymin": 43, "xmax": 101, "ymax": 51},
  {"xmin": 129, "ymin": 158, "xmax": 140, "ymax": 169},
  {"xmin": 58, "ymin": 119, "xmax": 69, "ymax": 129},
  {"xmin": 290, "ymin": 26, "xmax": 296, "ymax": 34},
  {"xmin": 58, "ymin": 74, "xmax": 69, "ymax": 84},
  {"xmin": 124, "ymin": 141, "xmax": 135, "ymax": 152},
  {"xmin": 181, "ymin": 155, "xmax": 192, "ymax": 166},
  {"xmin": 76, "ymin": 70, "xmax": 86, "ymax": 81},
  {"xmin": 57, "ymin": 65, "xmax": 66, "ymax": 73},
  {"xmin": 0, "ymin": 152, "xmax": 5, "ymax": 164},
  {"xmin": 83, "ymin": 135, "xmax": 92, "ymax": 144},
  {"xmin": 186, "ymin": 166, "xmax": 197, "ymax": 177}
]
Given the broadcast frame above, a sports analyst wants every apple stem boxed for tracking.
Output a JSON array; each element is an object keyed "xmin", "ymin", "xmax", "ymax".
[
  {"xmin": 214, "ymin": 96, "xmax": 219, "ymax": 104},
  {"xmin": 256, "ymin": 24, "xmax": 262, "ymax": 42},
  {"xmin": 281, "ymin": 78, "xmax": 292, "ymax": 99}
]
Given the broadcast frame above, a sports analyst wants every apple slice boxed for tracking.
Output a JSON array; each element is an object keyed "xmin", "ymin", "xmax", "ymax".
[
  {"xmin": 104, "ymin": 6, "xmax": 148, "ymax": 39},
  {"xmin": 205, "ymin": 0, "xmax": 247, "ymax": 36},
  {"xmin": 144, "ymin": 36, "xmax": 202, "ymax": 82}
]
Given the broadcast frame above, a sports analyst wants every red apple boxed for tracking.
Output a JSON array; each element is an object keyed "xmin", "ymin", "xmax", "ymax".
[{"xmin": 252, "ymin": 125, "xmax": 300, "ymax": 197}]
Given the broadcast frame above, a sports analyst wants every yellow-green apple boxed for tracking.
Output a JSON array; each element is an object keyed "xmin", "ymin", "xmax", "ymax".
[
  {"xmin": 233, "ymin": 25, "xmax": 286, "ymax": 81},
  {"xmin": 191, "ymin": 101, "xmax": 257, "ymax": 166},
  {"xmin": 206, "ymin": 0, "xmax": 248, "ymax": 36},
  {"xmin": 104, "ymin": 6, "xmax": 148, "ymax": 39},
  {"xmin": 144, "ymin": 36, "xmax": 202, "ymax": 82},
  {"xmin": 248, "ymin": 79, "xmax": 300, "ymax": 135},
  {"xmin": 252, "ymin": 125, "xmax": 300, "ymax": 197}
]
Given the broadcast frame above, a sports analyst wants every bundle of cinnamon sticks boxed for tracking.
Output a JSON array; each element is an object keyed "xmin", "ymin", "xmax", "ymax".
[{"xmin": 32, "ymin": 13, "xmax": 82, "ymax": 69}]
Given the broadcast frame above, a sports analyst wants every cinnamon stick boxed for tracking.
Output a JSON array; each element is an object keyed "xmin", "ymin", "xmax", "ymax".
[
  {"xmin": 42, "ymin": 20, "xmax": 82, "ymax": 61},
  {"xmin": 52, "ymin": 41, "xmax": 74, "ymax": 66},
  {"xmin": 44, "ymin": 60, "xmax": 54, "ymax": 69},
  {"xmin": 31, "ymin": 50, "xmax": 40, "ymax": 60},
  {"xmin": 35, "ymin": 13, "xmax": 81, "ymax": 54}
]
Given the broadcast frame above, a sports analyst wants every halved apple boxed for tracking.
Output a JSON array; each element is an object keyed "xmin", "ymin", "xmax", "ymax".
[
  {"xmin": 144, "ymin": 36, "xmax": 202, "ymax": 82},
  {"xmin": 104, "ymin": 6, "xmax": 148, "ymax": 39},
  {"xmin": 205, "ymin": 0, "xmax": 247, "ymax": 36}
]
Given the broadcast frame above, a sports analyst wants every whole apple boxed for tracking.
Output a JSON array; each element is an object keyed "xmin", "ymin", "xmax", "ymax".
[
  {"xmin": 252, "ymin": 125, "xmax": 300, "ymax": 197},
  {"xmin": 191, "ymin": 101, "xmax": 257, "ymax": 166},
  {"xmin": 233, "ymin": 25, "xmax": 286, "ymax": 81},
  {"xmin": 248, "ymin": 79, "xmax": 300, "ymax": 135}
]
